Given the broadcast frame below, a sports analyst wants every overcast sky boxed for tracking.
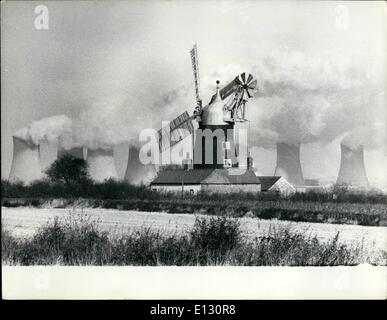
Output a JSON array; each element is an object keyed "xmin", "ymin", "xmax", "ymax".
[{"xmin": 1, "ymin": 1, "xmax": 386, "ymax": 187}]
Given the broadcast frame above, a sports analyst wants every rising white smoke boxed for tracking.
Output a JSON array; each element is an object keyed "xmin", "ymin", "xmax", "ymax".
[
  {"xmin": 13, "ymin": 115, "xmax": 74, "ymax": 148},
  {"xmin": 247, "ymin": 49, "xmax": 386, "ymax": 149},
  {"xmin": 155, "ymin": 50, "xmax": 385, "ymax": 153},
  {"xmin": 74, "ymin": 96, "xmax": 141, "ymax": 150},
  {"xmin": 75, "ymin": 92, "xmax": 180, "ymax": 150},
  {"xmin": 341, "ymin": 122, "xmax": 387, "ymax": 152},
  {"xmin": 13, "ymin": 50, "xmax": 385, "ymax": 155},
  {"xmin": 13, "ymin": 96, "xmax": 159, "ymax": 151}
]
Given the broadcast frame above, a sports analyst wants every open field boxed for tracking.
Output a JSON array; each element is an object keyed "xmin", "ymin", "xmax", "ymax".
[
  {"xmin": 3, "ymin": 207, "xmax": 386, "ymax": 252},
  {"xmin": 3, "ymin": 180, "xmax": 387, "ymax": 227},
  {"xmin": 2, "ymin": 207, "xmax": 387, "ymax": 266},
  {"xmin": 3, "ymin": 196, "xmax": 387, "ymax": 226}
]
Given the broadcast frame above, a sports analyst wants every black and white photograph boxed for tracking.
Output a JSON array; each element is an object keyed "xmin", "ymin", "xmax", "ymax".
[{"xmin": 1, "ymin": 0, "xmax": 386, "ymax": 300}]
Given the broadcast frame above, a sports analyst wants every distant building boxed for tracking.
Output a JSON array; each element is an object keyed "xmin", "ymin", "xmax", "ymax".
[
  {"xmin": 257, "ymin": 176, "xmax": 296, "ymax": 196},
  {"xmin": 151, "ymin": 169, "xmax": 261, "ymax": 194}
]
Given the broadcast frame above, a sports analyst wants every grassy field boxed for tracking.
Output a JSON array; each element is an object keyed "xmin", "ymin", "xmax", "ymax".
[
  {"xmin": 3, "ymin": 196, "xmax": 387, "ymax": 227},
  {"xmin": 3, "ymin": 179, "xmax": 387, "ymax": 227},
  {"xmin": 2, "ymin": 207, "xmax": 386, "ymax": 264},
  {"xmin": 3, "ymin": 213, "xmax": 386, "ymax": 266},
  {"xmin": 2, "ymin": 180, "xmax": 386, "ymax": 265}
]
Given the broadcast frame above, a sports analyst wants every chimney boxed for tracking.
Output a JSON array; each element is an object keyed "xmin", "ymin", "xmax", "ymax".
[
  {"xmin": 247, "ymin": 150, "xmax": 254, "ymax": 171},
  {"xmin": 274, "ymin": 142, "xmax": 305, "ymax": 186},
  {"xmin": 182, "ymin": 152, "xmax": 193, "ymax": 170},
  {"xmin": 336, "ymin": 143, "xmax": 369, "ymax": 187},
  {"xmin": 86, "ymin": 147, "xmax": 118, "ymax": 182},
  {"xmin": 9, "ymin": 136, "xmax": 42, "ymax": 183},
  {"xmin": 57, "ymin": 147, "xmax": 84, "ymax": 159},
  {"xmin": 124, "ymin": 146, "xmax": 157, "ymax": 185}
]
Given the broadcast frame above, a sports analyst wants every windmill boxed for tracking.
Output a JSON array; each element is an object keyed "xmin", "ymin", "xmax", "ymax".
[
  {"xmin": 157, "ymin": 44, "xmax": 258, "ymax": 169},
  {"xmin": 150, "ymin": 46, "xmax": 261, "ymax": 191}
]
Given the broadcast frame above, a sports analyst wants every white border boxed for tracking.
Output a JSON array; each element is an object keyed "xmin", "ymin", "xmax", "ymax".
[{"xmin": 2, "ymin": 266, "xmax": 387, "ymax": 300}]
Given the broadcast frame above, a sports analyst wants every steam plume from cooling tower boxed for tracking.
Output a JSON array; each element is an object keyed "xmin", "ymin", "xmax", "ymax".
[
  {"xmin": 336, "ymin": 143, "xmax": 369, "ymax": 188},
  {"xmin": 12, "ymin": 96, "xmax": 159, "ymax": 154},
  {"xmin": 9, "ymin": 136, "xmax": 43, "ymax": 183},
  {"xmin": 246, "ymin": 50, "xmax": 385, "ymax": 149},
  {"xmin": 124, "ymin": 146, "xmax": 157, "ymax": 185},
  {"xmin": 274, "ymin": 142, "xmax": 305, "ymax": 186},
  {"xmin": 341, "ymin": 123, "xmax": 387, "ymax": 152},
  {"xmin": 74, "ymin": 96, "xmax": 158, "ymax": 150},
  {"xmin": 13, "ymin": 115, "xmax": 75, "ymax": 149},
  {"xmin": 162, "ymin": 50, "xmax": 384, "ymax": 154},
  {"xmin": 11, "ymin": 49, "xmax": 385, "ymax": 175},
  {"xmin": 86, "ymin": 148, "xmax": 118, "ymax": 182}
]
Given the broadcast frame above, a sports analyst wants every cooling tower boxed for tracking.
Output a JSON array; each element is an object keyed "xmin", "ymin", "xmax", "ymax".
[
  {"xmin": 57, "ymin": 147, "xmax": 84, "ymax": 159},
  {"xmin": 124, "ymin": 146, "xmax": 157, "ymax": 185},
  {"xmin": 9, "ymin": 136, "xmax": 42, "ymax": 183},
  {"xmin": 274, "ymin": 142, "xmax": 305, "ymax": 186},
  {"xmin": 336, "ymin": 143, "xmax": 369, "ymax": 187},
  {"xmin": 86, "ymin": 148, "xmax": 118, "ymax": 182}
]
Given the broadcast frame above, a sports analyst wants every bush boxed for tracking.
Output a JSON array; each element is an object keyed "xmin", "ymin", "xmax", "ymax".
[
  {"xmin": 235, "ymin": 230, "xmax": 360, "ymax": 266},
  {"xmin": 2, "ymin": 177, "xmax": 387, "ymax": 204},
  {"xmin": 188, "ymin": 216, "xmax": 242, "ymax": 264},
  {"xmin": 1, "ymin": 179, "xmax": 25, "ymax": 198},
  {"xmin": 45, "ymin": 155, "xmax": 90, "ymax": 185},
  {"xmin": 1, "ymin": 223, "xmax": 20, "ymax": 264},
  {"xmin": 9, "ymin": 214, "xmax": 111, "ymax": 265}
]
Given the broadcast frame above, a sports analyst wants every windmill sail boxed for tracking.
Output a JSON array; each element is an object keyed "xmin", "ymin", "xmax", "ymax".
[
  {"xmin": 220, "ymin": 78, "xmax": 239, "ymax": 100},
  {"xmin": 190, "ymin": 44, "xmax": 201, "ymax": 105},
  {"xmin": 158, "ymin": 111, "xmax": 194, "ymax": 152}
]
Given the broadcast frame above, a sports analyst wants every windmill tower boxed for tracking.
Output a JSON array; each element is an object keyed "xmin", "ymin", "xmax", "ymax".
[{"xmin": 193, "ymin": 80, "xmax": 238, "ymax": 168}]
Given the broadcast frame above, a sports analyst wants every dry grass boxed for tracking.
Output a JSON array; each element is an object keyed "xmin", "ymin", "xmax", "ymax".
[{"xmin": 2, "ymin": 215, "xmax": 385, "ymax": 266}]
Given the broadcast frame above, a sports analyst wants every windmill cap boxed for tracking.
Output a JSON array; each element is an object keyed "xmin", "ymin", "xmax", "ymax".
[{"xmin": 201, "ymin": 81, "xmax": 228, "ymax": 125}]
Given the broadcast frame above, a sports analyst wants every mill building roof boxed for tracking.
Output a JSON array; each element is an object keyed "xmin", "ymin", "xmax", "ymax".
[
  {"xmin": 151, "ymin": 169, "xmax": 261, "ymax": 185},
  {"xmin": 256, "ymin": 176, "xmax": 282, "ymax": 191}
]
